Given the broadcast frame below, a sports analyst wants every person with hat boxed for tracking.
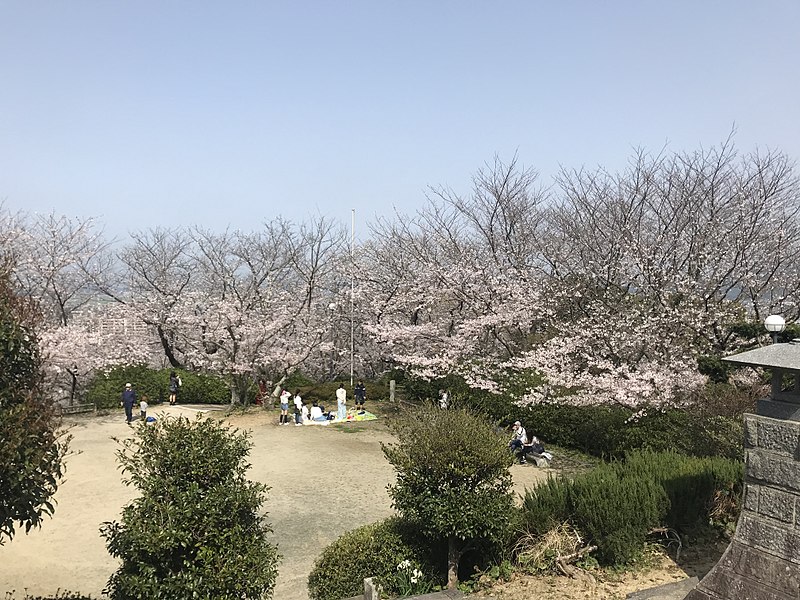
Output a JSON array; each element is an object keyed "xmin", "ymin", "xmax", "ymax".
[
  {"xmin": 121, "ymin": 382, "xmax": 137, "ymax": 425},
  {"xmin": 508, "ymin": 420, "xmax": 527, "ymax": 454}
]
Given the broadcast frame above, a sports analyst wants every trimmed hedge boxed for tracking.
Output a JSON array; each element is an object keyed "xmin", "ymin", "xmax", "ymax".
[
  {"xmin": 86, "ymin": 365, "xmax": 231, "ymax": 408},
  {"xmin": 521, "ymin": 451, "xmax": 743, "ymax": 566},
  {"xmin": 307, "ymin": 517, "xmax": 445, "ymax": 600},
  {"xmin": 399, "ymin": 373, "xmax": 744, "ymax": 461}
]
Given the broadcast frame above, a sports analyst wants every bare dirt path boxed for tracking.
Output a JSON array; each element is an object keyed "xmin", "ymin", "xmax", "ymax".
[{"xmin": 0, "ymin": 404, "xmax": 549, "ymax": 599}]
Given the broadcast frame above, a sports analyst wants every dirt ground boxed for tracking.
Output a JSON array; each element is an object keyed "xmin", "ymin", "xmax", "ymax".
[
  {"xmin": 0, "ymin": 404, "xmax": 720, "ymax": 600},
  {"xmin": 471, "ymin": 539, "xmax": 725, "ymax": 600},
  {"xmin": 0, "ymin": 404, "xmax": 551, "ymax": 599}
]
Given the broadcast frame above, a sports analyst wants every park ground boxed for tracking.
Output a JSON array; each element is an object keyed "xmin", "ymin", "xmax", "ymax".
[{"xmin": 0, "ymin": 403, "xmax": 717, "ymax": 599}]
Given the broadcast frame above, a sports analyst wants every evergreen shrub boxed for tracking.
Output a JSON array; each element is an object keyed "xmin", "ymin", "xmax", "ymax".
[
  {"xmin": 621, "ymin": 451, "xmax": 744, "ymax": 531},
  {"xmin": 307, "ymin": 517, "xmax": 444, "ymax": 600},
  {"xmin": 570, "ymin": 466, "xmax": 668, "ymax": 564},
  {"xmin": 100, "ymin": 416, "xmax": 279, "ymax": 599},
  {"xmin": 86, "ymin": 366, "xmax": 230, "ymax": 408},
  {"xmin": 521, "ymin": 476, "xmax": 572, "ymax": 536},
  {"xmin": 520, "ymin": 451, "xmax": 743, "ymax": 567},
  {"xmin": 399, "ymin": 372, "xmax": 745, "ymax": 460}
]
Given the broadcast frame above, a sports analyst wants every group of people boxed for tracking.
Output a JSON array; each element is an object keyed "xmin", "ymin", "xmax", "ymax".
[
  {"xmin": 119, "ymin": 370, "xmax": 182, "ymax": 425},
  {"xmin": 120, "ymin": 382, "xmax": 150, "ymax": 425},
  {"xmin": 508, "ymin": 420, "xmax": 552, "ymax": 465},
  {"xmin": 278, "ymin": 380, "xmax": 368, "ymax": 426}
]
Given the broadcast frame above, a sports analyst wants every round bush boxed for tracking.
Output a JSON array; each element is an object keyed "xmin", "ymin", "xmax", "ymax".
[{"xmin": 307, "ymin": 517, "xmax": 444, "ymax": 600}]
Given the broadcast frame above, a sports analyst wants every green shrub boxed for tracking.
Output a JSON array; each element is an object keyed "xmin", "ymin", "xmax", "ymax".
[
  {"xmin": 0, "ymin": 265, "xmax": 69, "ymax": 544},
  {"xmin": 100, "ymin": 416, "xmax": 279, "ymax": 599},
  {"xmin": 521, "ymin": 476, "xmax": 572, "ymax": 536},
  {"xmin": 621, "ymin": 451, "xmax": 744, "ymax": 532},
  {"xmin": 570, "ymin": 465, "xmax": 668, "ymax": 564},
  {"xmin": 86, "ymin": 366, "xmax": 230, "ymax": 408},
  {"xmin": 519, "ymin": 451, "xmax": 743, "ymax": 567},
  {"xmin": 397, "ymin": 371, "xmax": 745, "ymax": 461},
  {"xmin": 383, "ymin": 406, "xmax": 515, "ymax": 588},
  {"xmin": 307, "ymin": 517, "xmax": 444, "ymax": 600}
]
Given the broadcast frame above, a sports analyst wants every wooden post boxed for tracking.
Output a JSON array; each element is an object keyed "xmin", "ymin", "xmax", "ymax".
[{"xmin": 389, "ymin": 379, "xmax": 396, "ymax": 403}]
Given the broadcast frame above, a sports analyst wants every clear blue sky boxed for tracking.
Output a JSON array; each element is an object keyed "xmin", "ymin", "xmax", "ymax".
[{"xmin": 1, "ymin": 1, "xmax": 798, "ymax": 241}]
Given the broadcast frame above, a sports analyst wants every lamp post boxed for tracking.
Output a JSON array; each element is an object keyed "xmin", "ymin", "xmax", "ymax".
[
  {"xmin": 765, "ymin": 314, "xmax": 786, "ymax": 344},
  {"xmin": 350, "ymin": 208, "xmax": 355, "ymax": 388}
]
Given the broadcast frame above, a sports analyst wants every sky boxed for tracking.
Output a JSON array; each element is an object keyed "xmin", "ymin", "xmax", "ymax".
[{"xmin": 1, "ymin": 1, "xmax": 799, "ymax": 242}]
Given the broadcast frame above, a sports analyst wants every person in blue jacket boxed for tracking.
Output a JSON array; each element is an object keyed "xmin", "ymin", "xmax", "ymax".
[{"xmin": 121, "ymin": 382, "xmax": 136, "ymax": 425}]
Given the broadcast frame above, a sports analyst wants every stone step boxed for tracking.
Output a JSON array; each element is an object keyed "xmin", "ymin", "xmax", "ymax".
[{"xmin": 626, "ymin": 577, "xmax": 699, "ymax": 600}]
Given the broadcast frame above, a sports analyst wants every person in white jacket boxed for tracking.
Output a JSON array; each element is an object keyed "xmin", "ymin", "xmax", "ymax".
[
  {"xmin": 508, "ymin": 421, "xmax": 527, "ymax": 452},
  {"xmin": 279, "ymin": 389, "xmax": 292, "ymax": 425},
  {"xmin": 293, "ymin": 390, "xmax": 304, "ymax": 426},
  {"xmin": 335, "ymin": 383, "xmax": 347, "ymax": 420}
]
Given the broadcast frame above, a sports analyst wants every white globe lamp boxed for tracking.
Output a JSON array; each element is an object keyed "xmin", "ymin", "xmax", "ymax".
[{"xmin": 765, "ymin": 314, "xmax": 786, "ymax": 344}]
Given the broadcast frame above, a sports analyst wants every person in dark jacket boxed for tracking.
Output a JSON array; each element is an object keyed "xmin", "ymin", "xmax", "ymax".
[
  {"xmin": 354, "ymin": 380, "xmax": 367, "ymax": 411},
  {"xmin": 121, "ymin": 382, "xmax": 136, "ymax": 425}
]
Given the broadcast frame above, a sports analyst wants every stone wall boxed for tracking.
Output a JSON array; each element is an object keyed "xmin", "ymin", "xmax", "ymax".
[{"xmin": 685, "ymin": 413, "xmax": 800, "ymax": 599}]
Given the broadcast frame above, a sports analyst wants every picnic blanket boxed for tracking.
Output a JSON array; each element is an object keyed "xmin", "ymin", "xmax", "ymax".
[{"xmin": 304, "ymin": 409, "xmax": 378, "ymax": 425}]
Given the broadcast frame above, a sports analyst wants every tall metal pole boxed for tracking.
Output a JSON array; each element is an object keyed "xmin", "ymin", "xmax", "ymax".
[{"xmin": 350, "ymin": 208, "xmax": 355, "ymax": 388}]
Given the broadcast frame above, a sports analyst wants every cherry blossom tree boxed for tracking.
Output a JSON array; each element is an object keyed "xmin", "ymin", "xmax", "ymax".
[
  {"xmin": 7, "ymin": 211, "xmax": 113, "ymax": 326},
  {"xmin": 359, "ymin": 144, "xmax": 800, "ymax": 408}
]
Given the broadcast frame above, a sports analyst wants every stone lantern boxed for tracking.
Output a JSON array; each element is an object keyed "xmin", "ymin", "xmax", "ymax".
[{"xmin": 684, "ymin": 337, "xmax": 800, "ymax": 599}]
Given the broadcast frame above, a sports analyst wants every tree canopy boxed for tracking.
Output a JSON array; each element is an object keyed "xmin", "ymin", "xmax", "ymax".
[{"xmin": 0, "ymin": 257, "xmax": 69, "ymax": 544}]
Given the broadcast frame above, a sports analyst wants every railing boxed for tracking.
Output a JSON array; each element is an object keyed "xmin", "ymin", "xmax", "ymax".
[{"xmin": 59, "ymin": 402, "xmax": 96, "ymax": 415}]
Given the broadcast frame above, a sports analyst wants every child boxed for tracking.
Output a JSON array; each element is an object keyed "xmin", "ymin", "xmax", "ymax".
[
  {"xmin": 279, "ymin": 389, "xmax": 291, "ymax": 425},
  {"xmin": 139, "ymin": 398, "xmax": 148, "ymax": 422},
  {"xmin": 293, "ymin": 390, "xmax": 304, "ymax": 426}
]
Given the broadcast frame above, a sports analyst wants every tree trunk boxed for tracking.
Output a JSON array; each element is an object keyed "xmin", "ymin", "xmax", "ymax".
[
  {"xmin": 156, "ymin": 325, "xmax": 183, "ymax": 369},
  {"xmin": 447, "ymin": 535, "xmax": 461, "ymax": 589},
  {"xmin": 229, "ymin": 373, "xmax": 249, "ymax": 405}
]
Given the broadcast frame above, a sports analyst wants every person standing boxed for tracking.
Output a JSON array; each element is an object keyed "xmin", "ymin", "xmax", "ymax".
[
  {"xmin": 293, "ymin": 390, "xmax": 304, "ymax": 426},
  {"xmin": 335, "ymin": 383, "xmax": 347, "ymax": 420},
  {"xmin": 169, "ymin": 371, "xmax": 181, "ymax": 406},
  {"xmin": 139, "ymin": 397, "xmax": 148, "ymax": 422},
  {"xmin": 121, "ymin": 382, "xmax": 136, "ymax": 425},
  {"xmin": 438, "ymin": 389, "xmax": 449, "ymax": 409},
  {"xmin": 354, "ymin": 380, "xmax": 367, "ymax": 412},
  {"xmin": 279, "ymin": 388, "xmax": 291, "ymax": 425}
]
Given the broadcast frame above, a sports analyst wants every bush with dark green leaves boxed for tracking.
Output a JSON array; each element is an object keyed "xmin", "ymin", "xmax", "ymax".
[
  {"xmin": 521, "ymin": 451, "xmax": 743, "ymax": 566},
  {"xmin": 398, "ymin": 371, "xmax": 744, "ymax": 460},
  {"xmin": 100, "ymin": 415, "xmax": 279, "ymax": 599},
  {"xmin": 383, "ymin": 406, "xmax": 515, "ymax": 588},
  {"xmin": 86, "ymin": 365, "xmax": 230, "ymax": 408},
  {"xmin": 621, "ymin": 450, "xmax": 744, "ymax": 531},
  {"xmin": 307, "ymin": 517, "xmax": 445, "ymax": 600},
  {"xmin": 0, "ymin": 263, "xmax": 69, "ymax": 545},
  {"xmin": 571, "ymin": 466, "xmax": 668, "ymax": 564}
]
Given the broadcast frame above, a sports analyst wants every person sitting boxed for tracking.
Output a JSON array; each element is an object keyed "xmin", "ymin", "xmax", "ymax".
[
  {"xmin": 508, "ymin": 421, "xmax": 527, "ymax": 453},
  {"xmin": 309, "ymin": 401, "xmax": 327, "ymax": 422},
  {"xmin": 516, "ymin": 434, "xmax": 553, "ymax": 466}
]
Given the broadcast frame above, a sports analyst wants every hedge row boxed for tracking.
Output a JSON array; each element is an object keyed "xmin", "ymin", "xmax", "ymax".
[
  {"xmin": 400, "ymin": 373, "xmax": 744, "ymax": 460},
  {"xmin": 85, "ymin": 365, "xmax": 231, "ymax": 408},
  {"xmin": 521, "ymin": 450, "xmax": 744, "ymax": 565}
]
